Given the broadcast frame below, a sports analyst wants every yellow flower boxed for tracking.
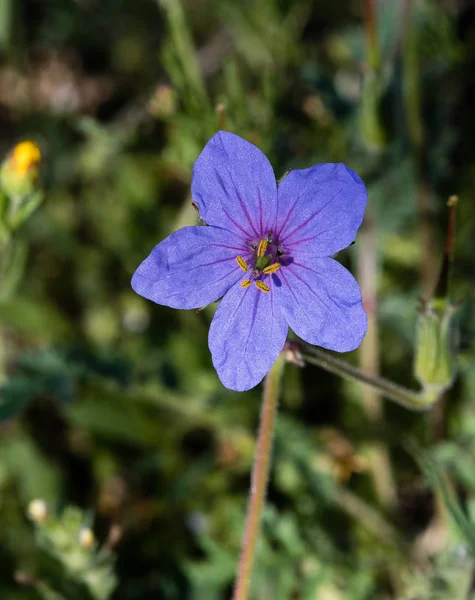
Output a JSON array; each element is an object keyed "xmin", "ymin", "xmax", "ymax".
[
  {"xmin": 10, "ymin": 141, "xmax": 42, "ymax": 175},
  {"xmin": 1, "ymin": 140, "xmax": 43, "ymax": 201}
]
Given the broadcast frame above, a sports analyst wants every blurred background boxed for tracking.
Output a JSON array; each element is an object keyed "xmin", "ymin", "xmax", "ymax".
[{"xmin": 1, "ymin": 0, "xmax": 475, "ymax": 598}]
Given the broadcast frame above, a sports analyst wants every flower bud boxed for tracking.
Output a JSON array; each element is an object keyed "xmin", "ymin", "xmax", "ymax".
[
  {"xmin": 414, "ymin": 196, "xmax": 459, "ymax": 391},
  {"xmin": 1, "ymin": 141, "xmax": 42, "ymax": 197},
  {"xmin": 414, "ymin": 299, "xmax": 458, "ymax": 390},
  {"xmin": 11, "ymin": 141, "xmax": 41, "ymax": 175},
  {"xmin": 0, "ymin": 141, "xmax": 43, "ymax": 233}
]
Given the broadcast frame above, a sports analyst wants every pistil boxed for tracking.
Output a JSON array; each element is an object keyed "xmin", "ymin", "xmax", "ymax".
[{"xmin": 236, "ymin": 233, "xmax": 286, "ymax": 293}]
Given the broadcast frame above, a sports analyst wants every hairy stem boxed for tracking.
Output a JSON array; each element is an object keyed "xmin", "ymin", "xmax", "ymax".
[
  {"xmin": 232, "ymin": 353, "xmax": 285, "ymax": 600},
  {"xmin": 299, "ymin": 344, "xmax": 443, "ymax": 411}
]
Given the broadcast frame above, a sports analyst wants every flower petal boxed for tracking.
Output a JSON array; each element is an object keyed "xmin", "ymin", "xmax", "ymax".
[
  {"xmin": 275, "ymin": 164, "xmax": 367, "ymax": 257},
  {"xmin": 131, "ymin": 226, "xmax": 246, "ymax": 309},
  {"xmin": 276, "ymin": 257, "xmax": 367, "ymax": 352},
  {"xmin": 208, "ymin": 282, "xmax": 288, "ymax": 391},
  {"xmin": 192, "ymin": 131, "xmax": 278, "ymax": 238}
]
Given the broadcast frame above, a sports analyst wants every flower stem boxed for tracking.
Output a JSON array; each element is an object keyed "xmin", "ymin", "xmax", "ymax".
[
  {"xmin": 232, "ymin": 353, "xmax": 285, "ymax": 600},
  {"xmin": 0, "ymin": 327, "xmax": 5, "ymax": 385},
  {"xmin": 299, "ymin": 344, "xmax": 443, "ymax": 411},
  {"xmin": 365, "ymin": 0, "xmax": 380, "ymax": 73},
  {"xmin": 0, "ymin": 239, "xmax": 7, "ymax": 386}
]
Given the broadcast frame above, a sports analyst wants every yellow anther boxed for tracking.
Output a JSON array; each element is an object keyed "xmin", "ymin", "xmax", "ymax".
[
  {"xmin": 257, "ymin": 239, "xmax": 268, "ymax": 258},
  {"xmin": 241, "ymin": 279, "xmax": 252, "ymax": 288},
  {"xmin": 236, "ymin": 256, "xmax": 249, "ymax": 272},
  {"xmin": 11, "ymin": 141, "xmax": 41, "ymax": 175},
  {"xmin": 263, "ymin": 263, "xmax": 281, "ymax": 275},
  {"xmin": 255, "ymin": 281, "xmax": 270, "ymax": 293}
]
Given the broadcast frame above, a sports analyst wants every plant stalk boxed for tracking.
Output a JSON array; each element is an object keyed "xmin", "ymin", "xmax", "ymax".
[
  {"xmin": 232, "ymin": 353, "xmax": 285, "ymax": 600},
  {"xmin": 0, "ymin": 327, "xmax": 5, "ymax": 386},
  {"xmin": 299, "ymin": 344, "xmax": 443, "ymax": 411}
]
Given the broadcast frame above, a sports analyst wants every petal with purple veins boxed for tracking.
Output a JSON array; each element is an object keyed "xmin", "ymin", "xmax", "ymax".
[
  {"xmin": 208, "ymin": 282, "xmax": 288, "ymax": 391},
  {"xmin": 275, "ymin": 164, "xmax": 367, "ymax": 257},
  {"xmin": 192, "ymin": 131, "xmax": 278, "ymax": 238},
  {"xmin": 276, "ymin": 256, "xmax": 367, "ymax": 352},
  {"xmin": 131, "ymin": 226, "xmax": 247, "ymax": 309}
]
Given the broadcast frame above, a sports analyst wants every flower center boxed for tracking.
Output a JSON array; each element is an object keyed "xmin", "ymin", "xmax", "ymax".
[{"xmin": 235, "ymin": 231, "xmax": 286, "ymax": 293}]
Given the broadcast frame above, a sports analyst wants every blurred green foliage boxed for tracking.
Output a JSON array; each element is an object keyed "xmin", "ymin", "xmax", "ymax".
[{"xmin": 1, "ymin": 0, "xmax": 475, "ymax": 598}]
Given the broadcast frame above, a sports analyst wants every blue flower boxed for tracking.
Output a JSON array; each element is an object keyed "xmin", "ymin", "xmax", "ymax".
[{"xmin": 132, "ymin": 132, "xmax": 368, "ymax": 391}]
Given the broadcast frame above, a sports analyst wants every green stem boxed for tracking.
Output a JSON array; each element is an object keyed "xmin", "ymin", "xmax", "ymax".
[
  {"xmin": 365, "ymin": 0, "xmax": 380, "ymax": 73},
  {"xmin": 157, "ymin": 0, "xmax": 209, "ymax": 111},
  {"xmin": 299, "ymin": 344, "xmax": 443, "ymax": 411},
  {"xmin": 0, "ymin": 238, "xmax": 8, "ymax": 385},
  {"xmin": 232, "ymin": 353, "xmax": 285, "ymax": 600},
  {"xmin": 0, "ymin": 0, "xmax": 12, "ymax": 53},
  {"xmin": 0, "ymin": 326, "xmax": 5, "ymax": 385}
]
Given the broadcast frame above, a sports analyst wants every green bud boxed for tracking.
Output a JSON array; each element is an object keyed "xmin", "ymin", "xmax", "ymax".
[
  {"xmin": 414, "ymin": 196, "xmax": 459, "ymax": 392},
  {"xmin": 414, "ymin": 299, "xmax": 458, "ymax": 390}
]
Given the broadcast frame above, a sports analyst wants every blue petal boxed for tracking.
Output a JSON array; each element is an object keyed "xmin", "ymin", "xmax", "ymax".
[
  {"xmin": 275, "ymin": 164, "xmax": 367, "ymax": 257},
  {"xmin": 192, "ymin": 131, "xmax": 278, "ymax": 239},
  {"xmin": 276, "ymin": 257, "xmax": 367, "ymax": 352},
  {"xmin": 208, "ymin": 282, "xmax": 288, "ymax": 391},
  {"xmin": 131, "ymin": 226, "xmax": 246, "ymax": 309}
]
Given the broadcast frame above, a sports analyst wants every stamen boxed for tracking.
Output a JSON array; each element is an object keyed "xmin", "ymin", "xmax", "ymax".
[
  {"xmin": 255, "ymin": 281, "xmax": 270, "ymax": 293},
  {"xmin": 236, "ymin": 256, "xmax": 249, "ymax": 271},
  {"xmin": 241, "ymin": 279, "xmax": 252, "ymax": 288},
  {"xmin": 263, "ymin": 263, "xmax": 281, "ymax": 274},
  {"xmin": 257, "ymin": 239, "xmax": 268, "ymax": 258}
]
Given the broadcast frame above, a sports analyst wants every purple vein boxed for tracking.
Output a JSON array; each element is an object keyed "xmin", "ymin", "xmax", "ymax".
[
  {"xmin": 221, "ymin": 206, "xmax": 251, "ymax": 238},
  {"xmin": 280, "ymin": 187, "xmax": 343, "ymax": 244},
  {"xmin": 258, "ymin": 191, "xmax": 264, "ymax": 234},
  {"xmin": 165, "ymin": 266, "xmax": 241, "ymax": 300},
  {"xmin": 276, "ymin": 175, "xmax": 325, "ymax": 239},
  {"xmin": 282, "ymin": 266, "xmax": 343, "ymax": 325},
  {"xmin": 225, "ymin": 166, "xmax": 259, "ymax": 237}
]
